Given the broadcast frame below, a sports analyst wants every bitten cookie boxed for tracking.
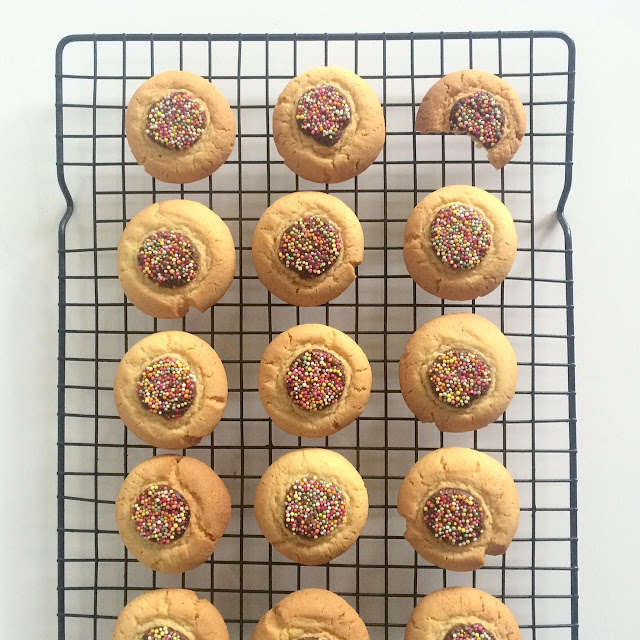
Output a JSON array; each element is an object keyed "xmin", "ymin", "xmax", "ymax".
[
  {"xmin": 253, "ymin": 192, "xmax": 364, "ymax": 306},
  {"xmin": 254, "ymin": 449, "xmax": 368, "ymax": 565},
  {"xmin": 404, "ymin": 185, "xmax": 517, "ymax": 300},
  {"xmin": 258, "ymin": 324, "xmax": 372, "ymax": 438},
  {"xmin": 416, "ymin": 70, "xmax": 526, "ymax": 169},
  {"xmin": 117, "ymin": 199, "xmax": 236, "ymax": 319},
  {"xmin": 115, "ymin": 455, "xmax": 231, "ymax": 574},
  {"xmin": 112, "ymin": 589, "xmax": 229, "ymax": 640},
  {"xmin": 253, "ymin": 589, "xmax": 370, "ymax": 640},
  {"xmin": 114, "ymin": 331, "xmax": 227, "ymax": 449},
  {"xmin": 273, "ymin": 66, "xmax": 385, "ymax": 183},
  {"xmin": 397, "ymin": 447, "xmax": 519, "ymax": 571},
  {"xmin": 405, "ymin": 587, "xmax": 522, "ymax": 640},
  {"xmin": 399, "ymin": 314, "xmax": 517, "ymax": 432},
  {"xmin": 125, "ymin": 70, "xmax": 236, "ymax": 183}
]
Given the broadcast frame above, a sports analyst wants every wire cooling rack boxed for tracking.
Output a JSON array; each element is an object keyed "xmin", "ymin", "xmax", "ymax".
[{"xmin": 56, "ymin": 32, "xmax": 577, "ymax": 640}]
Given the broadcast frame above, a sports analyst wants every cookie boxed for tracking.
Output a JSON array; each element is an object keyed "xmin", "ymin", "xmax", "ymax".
[
  {"xmin": 112, "ymin": 589, "xmax": 229, "ymax": 640},
  {"xmin": 397, "ymin": 447, "xmax": 519, "ymax": 571},
  {"xmin": 117, "ymin": 199, "xmax": 236, "ymax": 319},
  {"xmin": 114, "ymin": 331, "xmax": 227, "ymax": 449},
  {"xmin": 404, "ymin": 185, "xmax": 517, "ymax": 300},
  {"xmin": 253, "ymin": 588, "xmax": 369, "ymax": 640},
  {"xmin": 399, "ymin": 313, "xmax": 517, "ymax": 432},
  {"xmin": 405, "ymin": 587, "xmax": 522, "ymax": 640},
  {"xmin": 115, "ymin": 455, "xmax": 231, "ymax": 574},
  {"xmin": 254, "ymin": 449, "xmax": 368, "ymax": 565},
  {"xmin": 416, "ymin": 70, "xmax": 526, "ymax": 169},
  {"xmin": 125, "ymin": 70, "xmax": 236, "ymax": 183},
  {"xmin": 252, "ymin": 192, "xmax": 364, "ymax": 306},
  {"xmin": 273, "ymin": 66, "xmax": 385, "ymax": 183},
  {"xmin": 258, "ymin": 323, "xmax": 372, "ymax": 438}
]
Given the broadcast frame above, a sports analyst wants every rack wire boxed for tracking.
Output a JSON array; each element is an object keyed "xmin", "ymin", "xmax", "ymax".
[{"xmin": 56, "ymin": 32, "xmax": 577, "ymax": 640}]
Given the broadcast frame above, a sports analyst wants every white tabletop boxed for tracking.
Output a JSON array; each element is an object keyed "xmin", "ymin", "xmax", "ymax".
[{"xmin": 2, "ymin": 1, "xmax": 639, "ymax": 637}]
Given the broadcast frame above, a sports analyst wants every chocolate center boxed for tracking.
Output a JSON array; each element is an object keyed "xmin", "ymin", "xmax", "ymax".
[
  {"xmin": 444, "ymin": 623, "xmax": 497, "ymax": 640},
  {"xmin": 449, "ymin": 90, "xmax": 505, "ymax": 149},
  {"xmin": 424, "ymin": 488, "xmax": 485, "ymax": 546},
  {"xmin": 296, "ymin": 84, "xmax": 351, "ymax": 146},
  {"xmin": 142, "ymin": 626, "xmax": 188, "ymax": 640},
  {"xmin": 131, "ymin": 484, "xmax": 191, "ymax": 545},
  {"xmin": 137, "ymin": 356, "xmax": 196, "ymax": 419},
  {"xmin": 137, "ymin": 230, "xmax": 199, "ymax": 288},
  {"xmin": 285, "ymin": 349, "xmax": 345, "ymax": 411},
  {"xmin": 146, "ymin": 89, "xmax": 206, "ymax": 150}
]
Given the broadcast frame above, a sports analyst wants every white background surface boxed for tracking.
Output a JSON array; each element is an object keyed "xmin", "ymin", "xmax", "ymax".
[{"xmin": 1, "ymin": 0, "xmax": 638, "ymax": 636}]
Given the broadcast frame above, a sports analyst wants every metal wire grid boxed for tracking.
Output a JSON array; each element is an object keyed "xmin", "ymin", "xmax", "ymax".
[{"xmin": 56, "ymin": 32, "xmax": 577, "ymax": 640}]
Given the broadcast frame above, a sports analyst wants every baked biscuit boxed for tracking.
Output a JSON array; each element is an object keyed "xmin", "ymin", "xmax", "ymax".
[
  {"xmin": 404, "ymin": 185, "xmax": 517, "ymax": 300},
  {"xmin": 405, "ymin": 587, "xmax": 522, "ymax": 640},
  {"xmin": 112, "ymin": 589, "xmax": 229, "ymax": 640},
  {"xmin": 115, "ymin": 455, "xmax": 231, "ymax": 574},
  {"xmin": 258, "ymin": 324, "xmax": 371, "ymax": 438},
  {"xmin": 397, "ymin": 447, "xmax": 519, "ymax": 571},
  {"xmin": 114, "ymin": 331, "xmax": 227, "ymax": 449},
  {"xmin": 252, "ymin": 589, "xmax": 370, "ymax": 640},
  {"xmin": 416, "ymin": 70, "xmax": 526, "ymax": 169},
  {"xmin": 273, "ymin": 66, "xmax": 385, "ymax": 183},
  {"xmin": 399, "ymin": 314, "xmax": 517, "ymax": 432},
  {"xmin": 254, "ymin": 449, "xmax": 368, "ymax": 565},
  {"xmin": 126, "ymin": 70, "xmax": 236, "ymax": 183},
  {"xmin": 253, "ymin": 192, "xmax": 364, "ymax": 306},
  {"xmin": 117, "ymin": 199, "xmax": 236, "ymax": 319}
]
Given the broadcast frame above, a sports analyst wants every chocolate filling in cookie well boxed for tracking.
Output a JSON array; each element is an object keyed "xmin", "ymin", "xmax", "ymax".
[
  {"xmin": 137, "ymin": 355, "xmax": 197, "ymax": 419},
  {"xmin": 444, "ymin": 623, "xmax": 497, "ymax": 640},
  {"xmin": 449, "ymin": 90, "xmax": 505, "ymax": 149},
  {"xmin": 145, "ymin": 89, "xmax": 207, "ymax": 150},
  {"xmin": 137, "ymin": 230, "xmax": 199, "ymax": 288},
  {"xmin": 430, "ymin": 205, "xmax": 492, "ymax": 270},
  {"xmin": 284, "ymin": 476, "xmax": 347, "ymax": 539},
  {"xmin": 427, "ymin": 349, "xmax": 492, "ymax": 408},
  {"xmin": 424, "ymin": 488, "xmax": 485, "ymax": 547},
  {"xmin": 296, "ymin": 84, "xmax": 352, "ymax": 146},
  {"xmin": 278, "ymin": 214, "xmax": 343, "ymax": 278},
  {"xmin": 142, "ymin": 626, "xmax": 188, "ymax": 640},
  {"xmin": 285, "ymin": 349, "xmax": 346, "ymax": 411},
  {"xmin": 131, "ymin": 484, "xmax": 191, "ymax": 545}
]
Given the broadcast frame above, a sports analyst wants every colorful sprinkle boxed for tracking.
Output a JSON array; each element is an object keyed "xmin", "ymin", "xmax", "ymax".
[
  {"xmin": 142, "ymin": 626, "xmax": 187, "ymax": 640},
  {"xmin": 424, "ymin": 488, "xmax": 485, "ymax": 546},
  {"xmin": 137, "ymin": 356, "xmax": 196, "ymax": 419},
  {"xmin": 132, "ymin": 484, "xmax": 190, "ymax": 545},
  {"xmin": 444, "ymin": 623, "xmax": 496, "ymax": 640},
  {"xmin": 296, "ymin": 84, "xmax": 351, "ymax": 146},
  {"xmin": 137, "ymin": 230, "xmax": 199, "ymax": 288},
  {"xmin": 285, "ymin": 349, "xmax": 345, "ymax": 411},
  {"xmin": 145, "ymin": 89, "xmax": 206, "ymax": 150},
  {"xmin": 278, "ymin": 215, "xmax": 342, "ymax": 278},
  {"xmin": 284, "ymin": 476, "xmax": 347, "ymax": 539},
  {"xmin": 449, "ymin": 90, "xmax": 505, "ymax": 148},
  {"xmin": 430, "ymin": 204, "xmax": 492, "ymax": 270},
  {"xmin": 428, "ymin": 349, "xmax": 492, "ymax": 408}
]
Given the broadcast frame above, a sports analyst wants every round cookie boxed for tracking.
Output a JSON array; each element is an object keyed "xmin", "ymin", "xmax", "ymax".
[
  {"xmin": 114, "ymin": 331, "xmax": 227, "ymax": 449},
  {"xmin": 258, "ymin": 323, "xmax": 372, "ymax": 438},
  {"xmin": 253, "ymin": 589, "xmax": 370, "ymax": 640},
  {"xmin": 404, "ymin": 185, "xmax": 517, "ymax": 300},
  {"xmin": 253, "ymin": 192, "xmax": 364, "ymax": 306},
  {"xmin": 125, "ymin": 70, "xmax": 236, "ymax": 183},
  {"xmin": 254, "ymin": 449, "xmax": 368, "ymax": 565},
  {"xmin": 115, "ymin": 455, "xmax": 231, "ymax": 574},
  {"xmin": 399, "ymin": 313, "xmax": 517, "ymax": 432},
  {"xmin": 416, "ymin": 70, "xmax": 526, "ymax": 169},
  {"xmin": 273, "ymin": 66, "xmax": 385, "ymax": 183},
  {"xmin": 397, "ymin": 447, "xmax": 519, "ymax": 571},
  {"xmin": 405, "ymin": 587, "xmax": 522, "ymax": 640},
  {"xmin": 117, "ymin": 199, "xmax": 236, "ymax": 319},
  {"xmin": 112, "ymin": 589, "xmax": 229, "ymax": 640}
]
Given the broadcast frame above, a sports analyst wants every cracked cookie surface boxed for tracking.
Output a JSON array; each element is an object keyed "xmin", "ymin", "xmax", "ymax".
[
  {"xmin": 114, "ymin": 331, "xmax": 228, "ymax": 449},
  {"xmin": 274, "ymin": 67, "xmax": 385, "ymax": 183},
  {"xmin": 115, "ymin": 455, "xmax": 231, "ymax": 573}
]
